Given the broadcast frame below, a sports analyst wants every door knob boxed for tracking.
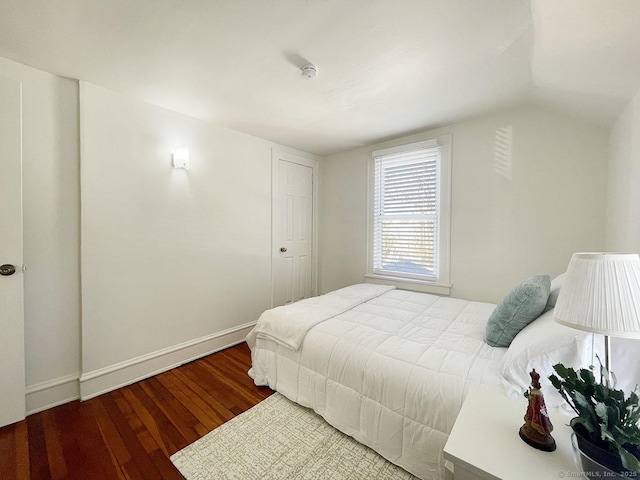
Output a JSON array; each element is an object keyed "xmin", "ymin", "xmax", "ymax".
[
  {"xmin": 0, "ymin": 264, "xmax": 16, "ymax": 276},
  {"xmin": 280, "ymin": 247, "xmax": 287, "ymax": 253}
]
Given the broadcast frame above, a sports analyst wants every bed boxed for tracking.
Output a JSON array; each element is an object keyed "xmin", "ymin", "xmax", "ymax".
[{"xmin": 246, "ymin": 279, "xmax": 603, "ymax": 479}]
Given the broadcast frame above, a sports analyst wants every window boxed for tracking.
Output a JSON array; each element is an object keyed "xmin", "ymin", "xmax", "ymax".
[{"xmin": 367, "ymin": 136, "xmax": 451, "ymax": 293}]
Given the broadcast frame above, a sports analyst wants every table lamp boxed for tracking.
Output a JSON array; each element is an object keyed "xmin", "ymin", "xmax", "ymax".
[{"xmin": 553, "ymin": 252, "xmax": 640, "ymax": 377}]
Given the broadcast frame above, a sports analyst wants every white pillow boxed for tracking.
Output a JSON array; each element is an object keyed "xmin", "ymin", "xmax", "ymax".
[
  {"xmin": 543, "ymin": 273, "xmax": 565, "ymax": 313},
  {"xmin": 499, "ymin": 309, "xmax": 602, "ymax": 409}
]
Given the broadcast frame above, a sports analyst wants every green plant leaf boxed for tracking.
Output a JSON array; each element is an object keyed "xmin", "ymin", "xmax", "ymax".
[
  {"xmin": 600, "ymin": 425, "xmax": 615, "ymax": 443},
  {"xmin": 574, "ymin": 391, "xmax": 593, "ymax": 412},
  {"xmin": 567, "ymin": 367, "xmax": 578, "ymax": 381},
  {"xmin": 610, "ymin": 370, "xmax": 618, "ymax": 388},
  {"xmin": 595, "ymin": 402, "xmax": 612, "ymax": 428},
  {"xmin": 554, "ymin": 363, "xmax": 569, "ymax": 378},
  {"xmin": 572, "ymin": 415, "xmax": 598, "ymax": 434},
  {"xmin": 609, "ymin": 388, "xmax": 625, "ymax": 402},
  {"xmin": 619, "ymin": 445, "xmax": 640, "ymax": 472},
  {"xmin": 580, "ymin": 368, "xmax": 596, "ymax": 385}
]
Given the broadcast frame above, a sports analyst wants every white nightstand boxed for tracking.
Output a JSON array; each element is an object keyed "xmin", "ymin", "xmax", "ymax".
[{"xmin": 443, "ymin": 387, "xmax": 577, "ymax": 480}]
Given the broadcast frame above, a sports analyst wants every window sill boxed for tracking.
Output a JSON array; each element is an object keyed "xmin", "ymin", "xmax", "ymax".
[{"xmin": 364, "ymin": 274, "xmax": 451, "ymax": 296}]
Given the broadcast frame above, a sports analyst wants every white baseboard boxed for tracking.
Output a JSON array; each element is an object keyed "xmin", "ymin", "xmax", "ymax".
[
  {"xmin": 79, "ymin": 321, "xmax": 256, "ymax": 401},
  {"xmin": 25, "ymin": 322, "xmax": 257, "ymax": 413},
  {"xmin": 26, "ymin": 374, "xmax": 80, "ymax": 415}
]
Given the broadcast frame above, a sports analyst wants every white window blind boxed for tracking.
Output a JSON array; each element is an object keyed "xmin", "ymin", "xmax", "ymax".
[{"xmin": 373, "ymin": 144, "xmax": 440, "ymax": 280}]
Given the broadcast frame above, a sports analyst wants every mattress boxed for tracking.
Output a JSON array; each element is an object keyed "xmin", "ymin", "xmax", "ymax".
[{"xmin": 248, "ymin": 285, "xmax": 507, "ymax": 480}]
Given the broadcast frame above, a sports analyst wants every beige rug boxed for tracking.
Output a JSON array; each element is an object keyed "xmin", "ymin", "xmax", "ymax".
[{"xmin": 170, "ymin": 393, "xmax": 418, "ymax": 480}]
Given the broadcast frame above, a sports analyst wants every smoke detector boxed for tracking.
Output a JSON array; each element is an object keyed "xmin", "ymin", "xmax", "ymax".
[{"xmin": 301, "ymin": 63, "xmax": 318, "ymax": 80}]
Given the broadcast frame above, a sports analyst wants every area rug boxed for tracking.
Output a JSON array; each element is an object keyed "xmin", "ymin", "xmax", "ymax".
[{"xmin": 170, "ymin": 393, "xmax": 418, "ymax": 479}]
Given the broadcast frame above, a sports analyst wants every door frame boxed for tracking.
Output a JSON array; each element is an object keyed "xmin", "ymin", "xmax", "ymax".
[{"xmin": 271, "ymin": 149, "xmax": 319, "ymax": 307}]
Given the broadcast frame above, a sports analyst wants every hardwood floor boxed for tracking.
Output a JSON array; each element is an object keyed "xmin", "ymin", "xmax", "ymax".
[{"xmin": 0, "ymin": 343, "xmax": 273, "ymax": 480}]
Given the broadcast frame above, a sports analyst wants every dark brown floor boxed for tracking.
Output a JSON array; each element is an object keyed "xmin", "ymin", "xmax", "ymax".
[{"xmin": 0, "ymin": 342, "xmax": 273, "ymax": 480}]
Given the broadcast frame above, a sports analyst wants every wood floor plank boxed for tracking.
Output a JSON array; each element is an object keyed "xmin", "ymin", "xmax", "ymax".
[
  {"xmin": 2, "ymin": 342, "xmax": 271, "ymax": 479},
  {"xmin": 26, "ymin": 414, "xmax": 50, "ymax": 480},
  {"xmin": 107, "ymin": 385, "xmax": 188, "ymax": 480},
  {"xmin": 170, "ymin": 368, "xmax": 237, "ymax": 424},
  {"xmin": 156, "ymin": 371, "xmax": 219, "ymax": 431},
  {"xmin": 140, "ymin": 378, "xmax": 201, "ymax": 445},
  {"xmin": 52, "ymin": 403, "xmax": 85, "ymax": 480},
  {"xmin": 92, "ymin": 398, "xmax": 134, "ymax": 474},
  {"xmin": 176, "ymin": 362, "xmax": 245, "ymax": 416},
  {"xmin": 199, "ymin": 357, "xmax": 267, "ymax": 410},
  {"xmin": 40, "ymin": 409, "xmax": 68, "ymax": 480},
  {"xmin": 14, "ymin": 420, "xmax": 31, "ymax": 480},
  {"xmin": 0, "ymin": 420, "xmax": 31, "ymax": 480},
  {"xmin": 0, "ymin": 422, "xmax": 19, "ymax": 479},
  {"xmin": 75, "ymin": 400, "xmax": 126, "ymax": 480},
  {"xmin": 121, "ymin": 383, "xmax": 185, "ymax": 456}
]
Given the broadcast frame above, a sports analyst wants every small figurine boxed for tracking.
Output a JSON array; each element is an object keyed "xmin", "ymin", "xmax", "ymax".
[{"xmin": 519, "ymin": 369, "xmax": 556, "ymax": 452}]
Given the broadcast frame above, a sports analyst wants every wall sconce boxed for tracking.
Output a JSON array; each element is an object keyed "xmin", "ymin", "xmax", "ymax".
[{"xmin": 172, "ymin": 147, "xmax": 189, "ymax": 170}]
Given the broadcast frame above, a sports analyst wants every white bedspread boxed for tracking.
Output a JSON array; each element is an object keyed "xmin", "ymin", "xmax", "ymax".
[
  {"xmin": 248, "ymin": 286, "xmax": 507, "ymax": 480},
  {"xmin": 252, "ymin": 283, "xmax": 395, "ymax": 350}
]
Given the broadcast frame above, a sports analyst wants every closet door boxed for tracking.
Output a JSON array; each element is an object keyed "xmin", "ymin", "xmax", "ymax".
[
  {"xmin": 0, "ymin": 75, "xmax": 26, "ymax": 427},
  {"xmin": 272, "ymin": 150, "xmax": 317, "ymax": 307}
]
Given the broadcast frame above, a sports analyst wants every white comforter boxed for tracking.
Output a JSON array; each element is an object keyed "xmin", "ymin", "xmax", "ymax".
[
  {"xmin": 251, "ymin": 283, "xmax": 396, "ymax": 350},
  {"xmin": 248, "ymin": 285, "xmax": 507, "ymax": 480}
]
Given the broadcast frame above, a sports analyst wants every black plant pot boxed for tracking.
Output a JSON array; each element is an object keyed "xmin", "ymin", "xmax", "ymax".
[{"xmin": 573, "ymin": 424, "xmax": 640, "ymax": 477}]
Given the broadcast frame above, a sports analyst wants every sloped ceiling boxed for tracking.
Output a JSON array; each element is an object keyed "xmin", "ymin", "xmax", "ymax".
[{"xmin": 0, "ymin": 0, "xmax": 639, "ymax": 155}]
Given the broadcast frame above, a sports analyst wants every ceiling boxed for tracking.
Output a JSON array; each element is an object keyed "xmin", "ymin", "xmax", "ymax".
[{"xmin": 1, "ymin": 0, "xmax": 639, "ymax": 156}]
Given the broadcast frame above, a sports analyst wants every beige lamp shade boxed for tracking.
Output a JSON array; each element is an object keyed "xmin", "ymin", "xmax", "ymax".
[{"xmin": 553, "ymin": 253, "xmax": 640, "ymax": 338}]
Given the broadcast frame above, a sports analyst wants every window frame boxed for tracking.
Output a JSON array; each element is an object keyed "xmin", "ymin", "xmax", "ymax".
[{"xmin": 365, "ymin": 135, "xmax": 452, "ymax": 295}]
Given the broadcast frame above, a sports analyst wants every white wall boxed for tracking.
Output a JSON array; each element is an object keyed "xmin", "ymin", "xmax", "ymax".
[
  {"xmin": 79, "ymin": 82, "xmax": 314, "ymax": 398},
  {"xmin": 0, "ymin": 55, "xmax": 318, "ymax": 408},
  {"xmin": 607, "ymin": 88, "xmax": 640, "ymax": 253},
  {"xmin": 320, "ymin": 105, "xmax": 608, "ymax": 303},
  {"xmin": 0, "ymin": 57, "xmax": 81, "ymax": 412}
]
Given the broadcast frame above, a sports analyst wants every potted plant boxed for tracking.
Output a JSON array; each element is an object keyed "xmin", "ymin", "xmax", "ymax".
[{"xmin": 549, "ymin": 362, "xmax": 640, "ymax": 475}]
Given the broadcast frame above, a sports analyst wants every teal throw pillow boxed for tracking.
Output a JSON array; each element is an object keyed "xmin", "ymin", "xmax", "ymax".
[{"xmin": 484, "ymin": 274, "xmax": 551, "ymax": 348}]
